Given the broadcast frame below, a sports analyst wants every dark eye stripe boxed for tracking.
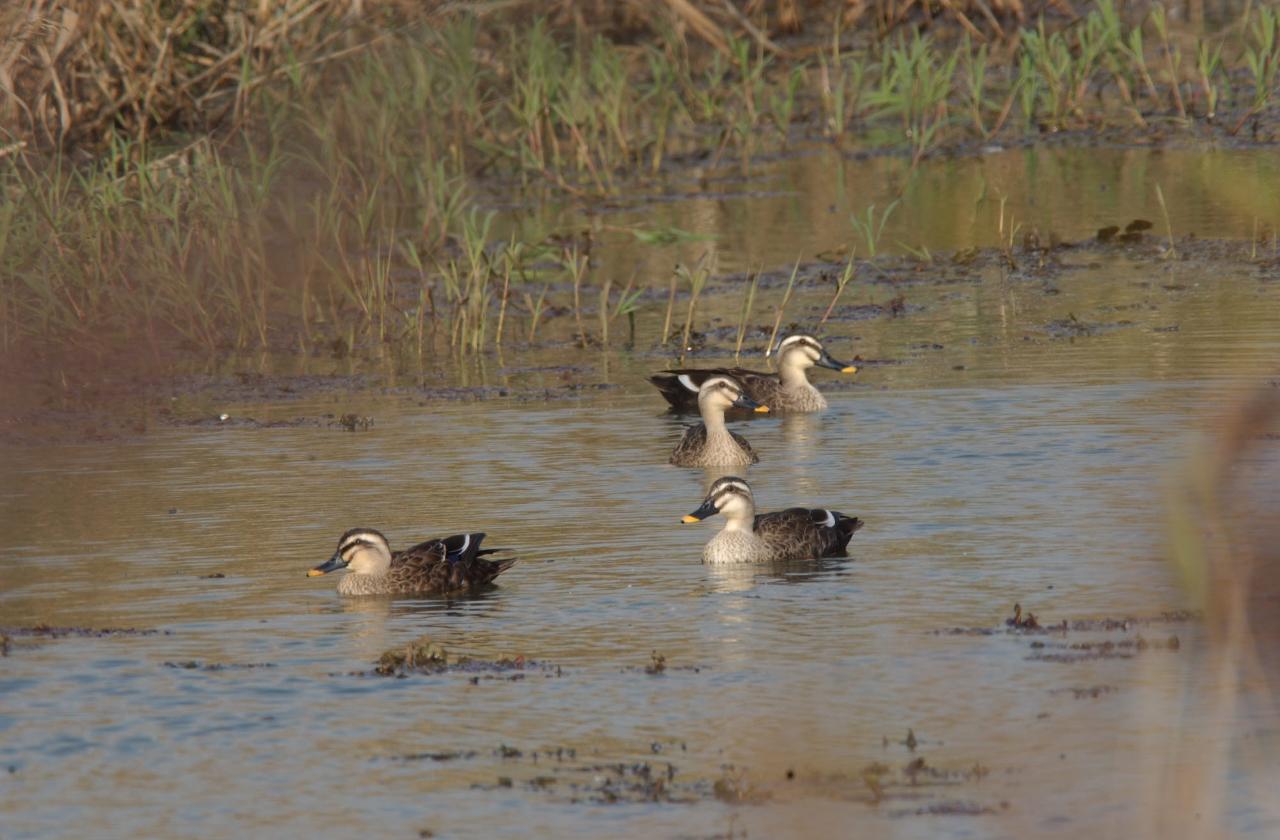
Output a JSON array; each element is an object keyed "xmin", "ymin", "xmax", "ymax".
[{"xmin": 712, "ymin": 483, "xmax": 750, "ymax": 499}]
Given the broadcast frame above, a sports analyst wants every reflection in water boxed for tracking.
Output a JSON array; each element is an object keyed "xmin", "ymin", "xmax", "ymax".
[
  {"xmin": 567, "ymin": 146, "xmax": 1280, "ymax": 280},
  {"xmin": 704, "ymin": 557, "xmax": 854, "ymax": 594},
  {"xmin": 704, "ymin": 563, "xmax": 759, "ymax": 595},
  {"xmin": 698, "ymin": 463, "xmax": 748, "ymax": 490},
  {"xmin": 327, "ymin": 589, "xmax": 514, "ymax": 659}
]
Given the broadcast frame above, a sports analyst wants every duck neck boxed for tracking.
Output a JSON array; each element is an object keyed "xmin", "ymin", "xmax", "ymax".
[
  {"xmin": 700, "ymin": 402, "xmax": 731, "ymax": 439},
  {"xmin": 720, "ymin": 507, "xmax": 755, "ymax": 533},
  {"xmin": 777, "ymin": 358, "xmax": 812, "ymax": 389}
]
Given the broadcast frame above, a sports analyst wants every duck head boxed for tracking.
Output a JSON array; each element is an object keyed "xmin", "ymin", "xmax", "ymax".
[
  {"xmin": 697, "ymin": 376, "xmax": 769, "ymax": 415},
  {"xmin": 309, "ymin": 528, "xmax": 393, "ymax": 578},
  {"xmin": 774, "ymin": 334, "xmax": 856, "ymax": 375},
  {"xmin": 683, "ymin": 476, "xmax": 757, "ymax": 527}
]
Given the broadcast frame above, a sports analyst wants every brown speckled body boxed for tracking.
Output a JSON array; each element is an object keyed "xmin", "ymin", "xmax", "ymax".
[
  {"xmin": 336, "ymin": 542, "xmax": 514, "ymax": 595},
  {"xmin": 669, "ymin": 423, "xmax": 759, "ymax": 467}
]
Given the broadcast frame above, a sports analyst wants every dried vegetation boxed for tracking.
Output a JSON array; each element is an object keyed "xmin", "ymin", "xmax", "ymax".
[{"xmin": 1, "ymin": 1, "xmax": 1277, "ymax": 364}]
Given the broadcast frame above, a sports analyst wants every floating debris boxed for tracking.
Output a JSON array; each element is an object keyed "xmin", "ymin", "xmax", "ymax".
[
  {"xmin": 622, "ymin": 651, "xmax": 702, "ymax": 675},
  {"xmin": 1050, "ymin": 685, "xmax": 1119, "ymax": 699},
  {"xmin": 1027, "ymin": 635, "xmax": 1181, "ymax": 663},
  {"xmin": 934, "ymin": 608, "xmax": 1199, "ymax": 636},
  {"xmin": 713, "ymin": 764, "xmax": 769, "ymax": 804},
  {"xmin": 390, "ymin": 750, "xmax": 478, "ymax": 762},
  {"xmin": 1, "ymin": 625, "xmax": 167, "ymax": 638},
  {"xmin": 1006, "ymin": 603, "xmax": 1041, "ymax": 630},
  {"xmin": 889, "ymin": 799, "xmax": 1006, "ymax": 818},
  {"xmin": 358, "ymin": 636, "xmax": 561, "ymax": 679},
  {"xmin": 330, "ymin": 413, "xmax": 374, "ymax": 432},
  {"xmin": 163, "ymin": 661, "xmax": 276, "ymax": 671},
  {"xmin": 1047, "ymin": 312, "xmax": 1097, "ymax": 337}
]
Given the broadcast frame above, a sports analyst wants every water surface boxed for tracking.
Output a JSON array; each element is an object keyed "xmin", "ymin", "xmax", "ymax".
[{"xmin": 3, "ymin": 146, "xmax": 1280, "ymax": 838}]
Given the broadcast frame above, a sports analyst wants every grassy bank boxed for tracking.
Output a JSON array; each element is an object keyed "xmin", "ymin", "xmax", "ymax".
[{"xmin": 3, "ymin": 1, "xmax": 1279, "ymax": 363}]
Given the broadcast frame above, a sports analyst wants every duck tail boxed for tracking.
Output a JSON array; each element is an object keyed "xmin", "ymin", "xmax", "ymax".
[{"xmin": 649, "ymin": 373, "xmax": 699, "ymax": 411}]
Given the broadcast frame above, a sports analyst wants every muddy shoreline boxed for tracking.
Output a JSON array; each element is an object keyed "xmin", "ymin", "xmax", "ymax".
[{"xmin": 4, "ymin": 229, "xmax": 1274, "ymax": 446}]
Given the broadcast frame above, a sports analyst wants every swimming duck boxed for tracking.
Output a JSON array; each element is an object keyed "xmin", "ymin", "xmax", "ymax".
[
  {"xmin": 650, "ymin": 334, "xmax": 857, "ymax": 413},
  {"xmin": 669, "ymin": 376, "xmax": 769, "ymax": 467},
  {"xmin": 308, "ymin": 528, "xmax": 516, "ymax": 596},
  {"xmin": 682, "ymin": 476, "xmax": 863, "ymax": 564}
]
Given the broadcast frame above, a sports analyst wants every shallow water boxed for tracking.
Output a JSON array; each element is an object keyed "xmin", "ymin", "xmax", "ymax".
[{"xmin": 3, "ymin": 146, "xmax": 1280, "ymax": 838}]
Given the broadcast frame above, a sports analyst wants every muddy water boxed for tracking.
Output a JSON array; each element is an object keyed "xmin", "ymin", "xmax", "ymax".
[{"xmin": 4, "ymin": 147, "xmax": 1280, "ymax": 838}]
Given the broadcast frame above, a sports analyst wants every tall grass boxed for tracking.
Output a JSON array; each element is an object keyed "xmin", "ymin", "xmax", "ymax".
[{"xmin": 5, "ymin": 4, "xmax": 1280, "ymax": 359}]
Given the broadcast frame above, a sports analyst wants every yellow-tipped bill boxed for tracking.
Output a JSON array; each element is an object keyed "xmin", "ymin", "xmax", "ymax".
[
  {"xmin": 308, "ymin": 552, "xmax": 348, "ymax": 577},
  {"xmin": 681, "ymin": 514, "xmax": 701, "ymax": 524},
  {"xmin": 841, "ymin": 365, "xmax": 858, "ymax": 374},
  {"xmin": 754, "ymin": 405, "xmax": 770, "ymax": 413}
]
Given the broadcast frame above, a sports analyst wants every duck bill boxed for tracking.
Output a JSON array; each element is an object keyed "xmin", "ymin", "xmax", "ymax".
[
  {"xmin": 816, "ymin": 348, "xmax": 857, "ymax": 374},
  {"xmin": 731, "ymin": 393, "xmax": 769, "ymax": 413},
  {"xmin": 307, "ymin": 552, "xmax": 348, "ymax": 577},
  {"xmin": 682, "ymin": 498, "xmax": 719, "ymax": 523}
]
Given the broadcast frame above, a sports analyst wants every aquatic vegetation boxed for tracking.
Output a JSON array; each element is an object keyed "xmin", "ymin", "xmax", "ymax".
[
  {"xmin": 675, "ymin": 252, "xmax": 714, "ymax": 358},
  {"xmin": 733, "ymin": 269, "xmax": 760, "ymax": 359},
  {"xmin": 818, "ymin": 254, "xmax": 858, "ymax": 326},
  {"xmin": 850, "ymin": 200, "xmax": 900, "ymax": 259}
]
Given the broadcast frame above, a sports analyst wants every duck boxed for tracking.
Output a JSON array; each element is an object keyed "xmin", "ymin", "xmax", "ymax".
[
  {"xmin": 650, "ymin": 334, "xmax": 857, "ymax": 413},
  {"xmin": 307, "ymin": 528, "xmax": 516, "ymax": 596},
  {"xmin": 669, "ymin": 376, "xmax": 769, "ymax": 467},
  {"xmin": 681, "ymin": 476, "xmax": 863, "ymax": 564}
]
